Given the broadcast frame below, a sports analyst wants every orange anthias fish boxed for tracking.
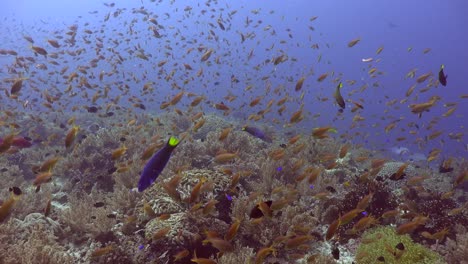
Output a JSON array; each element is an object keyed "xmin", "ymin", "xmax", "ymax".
[
  {"xmin": 65, "ymin": 125, "xmax": 80, "ymax": 148},
  {"xmin": 312, "ymin": 126, "xmax": 335, "ymax": 139},
  {"xmin": 0, "ymin": 187, "xmax": 22, "ymax": 222},
  {"xmin": 347, "ymin": 38, "xmax": 361, "ymax": 48},
  {"xmin": 295, "ymin": 77, "xmax": 305, "ymax": 91},
  {"xmin": 214, "ymin": 152, "xmax": 239, "ymax": 163}
]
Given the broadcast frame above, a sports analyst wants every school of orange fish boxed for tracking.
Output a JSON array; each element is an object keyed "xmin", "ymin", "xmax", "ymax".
[{"xmin": 0, "ymin": 1, "xmax": 467, "ymax": 263}]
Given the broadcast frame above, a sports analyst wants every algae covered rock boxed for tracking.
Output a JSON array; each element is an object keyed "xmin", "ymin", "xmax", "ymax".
[{"xmin": 356, "ymin": 226, "xmax": 445, "ymax": 264}]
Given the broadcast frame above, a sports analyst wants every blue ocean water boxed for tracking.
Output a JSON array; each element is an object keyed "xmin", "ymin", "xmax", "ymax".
[{"xmin": 1, "ymin": 0, "xmax": 467, "ymax": 158}]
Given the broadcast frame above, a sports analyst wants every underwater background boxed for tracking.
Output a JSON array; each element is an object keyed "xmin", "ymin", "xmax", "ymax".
[{"xmin": 0, "ymin": 0, "xmax": 467, "ymax": 263}]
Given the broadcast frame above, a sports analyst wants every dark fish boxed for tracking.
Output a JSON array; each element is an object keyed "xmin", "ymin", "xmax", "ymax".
[
  {"xmin": 137, "ymin": 103, "xmax": 146, "ymax": 110},
  {"xmin": 438, "ymin": 64, "xmax": 447, "ymax": 86},
  {"xmin": 94, "ymin": 202, "xmax": 105, "ymax": 208},
  {"xmin": 138, "ymin": 136, "xmax": 180, "ymax": 192},
  {"xmin": 106, "ymin": 213, "xmax": 116, "ymax": 219},
  {"xmin": 334, "ymin": 82, "xmax": 345, "ymax": 109},
  {"xmin": 331, "ymin": 246, "xmax": 340, "ymax": 260},
  {"xmin": 395, "ymin": 242, "xmax": 405, "ymax": 250},
  {"xmin": 9, "ymin": 186, "xmax": 22, "ymax": 196},
  {"xmin": 10, "ymin": 79, "xmax": 23, "ymax": 95},
  {"xmin": 242, "ymin": 126, "xmax": 272, "ymax": 143},
  {"xmin": 377, "ymin": 256, "xmax": 385, "ymax": 262},
  {"xmin": 87, "ymin": 106, "xmax": 99, "ymax": 113},
  {"xmin": 217, "ymin": 19, "xmax": 225, "ymax": 30},
  {"xmin": 325, "ymin": 186, "xmax": 337, "ymax": 193},
  {"xmin": 249, "ymin": 200, "xmax": 272, "ymax": 219}
]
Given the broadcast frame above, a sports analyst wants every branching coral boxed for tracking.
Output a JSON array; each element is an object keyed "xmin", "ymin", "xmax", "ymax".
[
  {"xmin": 439, "ymin": 225, "xmax": 468, "ymax": 264},
  {"xmin": 0, "ymin": 213, "xmax": 74, "ymax": 264},
  {"xmin": 218, "ymin": 247, "xmax": 255, "ymax": 264},
  {"xmin": 59, "ymin": 191, "xmax": 117, "ymax": 241}
]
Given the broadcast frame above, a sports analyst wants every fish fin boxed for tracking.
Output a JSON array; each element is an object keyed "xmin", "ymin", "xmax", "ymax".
[{"xmin": 168, "ymin": 136, "xmax": 180, "ymax": 147}]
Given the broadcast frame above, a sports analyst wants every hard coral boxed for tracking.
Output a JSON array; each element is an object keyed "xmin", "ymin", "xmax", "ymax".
[
  {"xmin": 439, "ymin": 225, "xmax": 468, "ymax": 264},
  {"xmin": 403, "ymin": 189, "xmax": 468, "ymax": 244},
  {"xmin": 0, "ymin": 213, "xmax": 73, "ymax": 264},
  {"xmin": 329, "ymin": 180, "xmax": 398, "ymax": 243}
]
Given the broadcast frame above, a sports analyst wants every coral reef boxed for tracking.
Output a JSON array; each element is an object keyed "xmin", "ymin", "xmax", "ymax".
[
  {"xmin": 355, "ymin": 226, "xmax": 444, "ymax": 264},
  {"xmin": 0, "ymin": 112, "xmax": 466, "ymax": 264},
  {"xmin": 0, "ymin": 213, "xmax": 73, "ymax": 264},
  {"xmin": 439, "ymin": 225, "xmax": 468, "ymax": 264}
]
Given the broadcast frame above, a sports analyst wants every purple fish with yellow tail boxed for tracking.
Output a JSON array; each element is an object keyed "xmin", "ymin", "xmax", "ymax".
[{"xmin": 138, "ymin": 136, "xmax": 180, "ymax": 192}]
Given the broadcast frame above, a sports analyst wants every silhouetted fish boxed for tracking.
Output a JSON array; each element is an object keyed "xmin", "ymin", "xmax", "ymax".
[{"xmin": 438, "ymin": 64, "xmax": 447, "ymax": 86}]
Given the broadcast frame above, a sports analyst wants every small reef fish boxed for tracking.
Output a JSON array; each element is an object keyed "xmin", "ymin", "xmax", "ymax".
[
  {"xmin": 214, "ymin": 152, "xmax": 239, "ymax": 163},
  {"xmin": 91, "ymin": 245, "xmax": 114, "ymax": 258},
  {"xmin": 334, "ymin": 82, "xmax": 345, "ymax": 109},
  {"xmin": 138, "ymin": 136, "xmax": 180, "ymax": 192},
  {"xmin": 438, "ymin": 64, "xmax": 447, "ymax": 86},
  {"xmin": 0, "ymin": 134, "xmax": 16, "ymax": 153},
  {"xmin": 111, "ymin": 145, "xmax": 127, "ymax": 160},
  {"xmin": 312, "ymin": 126, "xmax": 336, "ymax": 139},
  {"xmin": 295, "ymin": 77, "xmax": 305, "ymax": 91},
  {"xmin": 191, "ymin": 251, "xmax": 217, "ymax": 264},
  {"xmin": 0, "ymin": 136, "xmax": 32, "ymax": 148},
  {"xmin": 0, "ymin": 187, "xmax": 22, "ymax": 222},
  {"xmin": 409, "ymin": 97, "xmax": 438, "ymax": 116},
  {"xmin": 416, "ymin": 72, "xmax": 432, "ymax": 83},
  {"xmin": 173, "ymin": 249, "xmax": 189, "ymax": 262},
  {"xmin": 255, "ymin": 246, "xmax": 277, "ymax": 264},
  {"xmin": 242, "ymin": 126, "xmax": 272, "ymax": 143},
  {"xmin": 218, "ymin": 127, "xmax": 232, "ymax": 141},
  {"xmin": 65, "ymin": 125, "xmax": 80, "ymax": 148},
  {"xmin": 325, "ymin": 218, "xmax": 341, "ymax": 240},
  {"xmin": 396, "ymin": 216, "xmax": 428, "ymax": 235},
  {"xmin": 347, "ymin": 38, "xmax": 361, "ymax": 47},
  {"xmin": 31, "ymin": 45, "xmax": 48, "ymax": 57},
  {"xmin": 250, "ymin": 200, "xmax": 273, "ymax": 219},
  {"xmin": 10, "ymin": 78, "xmax": 25, "ymax": 95},
  {"xmin": 33, "ymin": 171, "xmax": 53, "ymax": 187},
  {"xmin": 38, "ymin": 156, "xmax": 60, "ymax": 173},
  {"xmin": 317, "ymin": 73, "xmax": 328, "ymax": 82},
  {"xmin": 200, "ymin": 48, "xmax": 213, "ymax": 62}
]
